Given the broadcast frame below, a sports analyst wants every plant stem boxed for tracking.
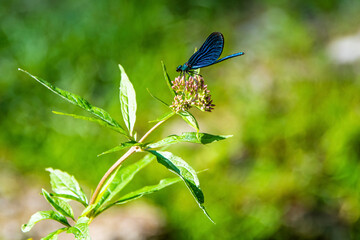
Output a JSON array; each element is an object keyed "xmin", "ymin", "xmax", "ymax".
[
  {"xmin": 88, "ymin": 112, "xmax": 175, "ymax": 207},
  {"xmin": 89, "ymin": 147, "xmax": 136, "ymax": 205}
]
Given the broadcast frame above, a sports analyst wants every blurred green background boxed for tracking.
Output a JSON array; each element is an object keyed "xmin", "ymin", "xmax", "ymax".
[{"xmin": 2, "ymin": 0, "xmax": 360, "ymax": 239}]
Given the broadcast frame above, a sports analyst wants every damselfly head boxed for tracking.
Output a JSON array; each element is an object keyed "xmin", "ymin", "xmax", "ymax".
[{"xmin": 176, "ymin": 65, "xmax": 182, "ymax": 72}]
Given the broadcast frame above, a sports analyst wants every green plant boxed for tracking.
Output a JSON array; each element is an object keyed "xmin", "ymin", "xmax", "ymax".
[{"xmin": 19, "ymin": 63, "xmax": 231, "ymax": 240}]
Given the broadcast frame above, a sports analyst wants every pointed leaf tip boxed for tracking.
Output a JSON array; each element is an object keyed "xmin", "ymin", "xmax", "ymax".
[
  {"xmin": 19, "ymin": 69, "xmax": 128, "ymax": 137},
  {"xmin": 161, "ymin": 61, "xmax": 176, "ymax": 96},
  {"xmin": 147, "ymin": 132, "xmax": 232, "ymax": 148},
  {"xmin": 21, "ymin": 210, "xmax": 70, "ymax": 232}
]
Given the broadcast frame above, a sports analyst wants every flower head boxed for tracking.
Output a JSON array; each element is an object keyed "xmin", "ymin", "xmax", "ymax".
[{"xmin": 170, "ymin": 75, "xmax": 215, "ymax": 112}]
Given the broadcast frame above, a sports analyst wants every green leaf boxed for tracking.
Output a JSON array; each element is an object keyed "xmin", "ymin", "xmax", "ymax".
[
  {"xmin": 177, "ymin": 111, "xmax": 199, "ymax": 132},
  {"xmin": 161, "ymin": 61, "xmax": 175, "ymax": 96},
  {"xmin": 18, "ymin": 68, "xmax": 128, "ymax": 138},
  {"xmin": 148, "ymin": 151, "xmax": 213, "ymax": 222},
  {"xmin": 119, "ymin": 64, "xmax": 137, "ymax": 137},
  {"xmin": 67, "ymin": 217, "xmax": 90, "ymax": 240},
  {"xmin": 22, "ymin": 211, "xmax": 70, "ymax": 232},
  {"xmin": 52, "ymin": 111, "xmax": 125, "ymax": 134},
  {"xmin": 148, "ymin": 151, "xmax": 202, "ymax": 202},
  {"xmin": 42, "ymin": 189, "xmax": 75, "ymax": 220},
  {"xmin": 46, "ymin": 168, "xmax": 88, "ymax": 206},
  {"xmin": 41, "ymin": 228, "xmax": 68, "ymax": 240},
  {"xmin": 147, "ymin": 132, "xmax": 232, "ymax": 148},
  {"xmin": 149, "ymin": 111, "xmax": 175, "ymax": 123},
  {"xmin": 49, "ymin": 193, "xmax": 87, "ymax": 207},
  {"xmin": 97, "ymin": 141, "xmax": 138, "ymax": 157},
  {"xmin": 94, "ymin": 154, "xmax": 155, "ymax": 211},
  {"xmin": 98, "ymin": 177, "xmax": 181, "ymax": 214}
]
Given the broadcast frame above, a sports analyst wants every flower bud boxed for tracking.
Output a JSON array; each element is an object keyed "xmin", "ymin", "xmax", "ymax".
[{"xmin": 170, "ymin": 75, "xmax": 215, "ymax": 112}]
